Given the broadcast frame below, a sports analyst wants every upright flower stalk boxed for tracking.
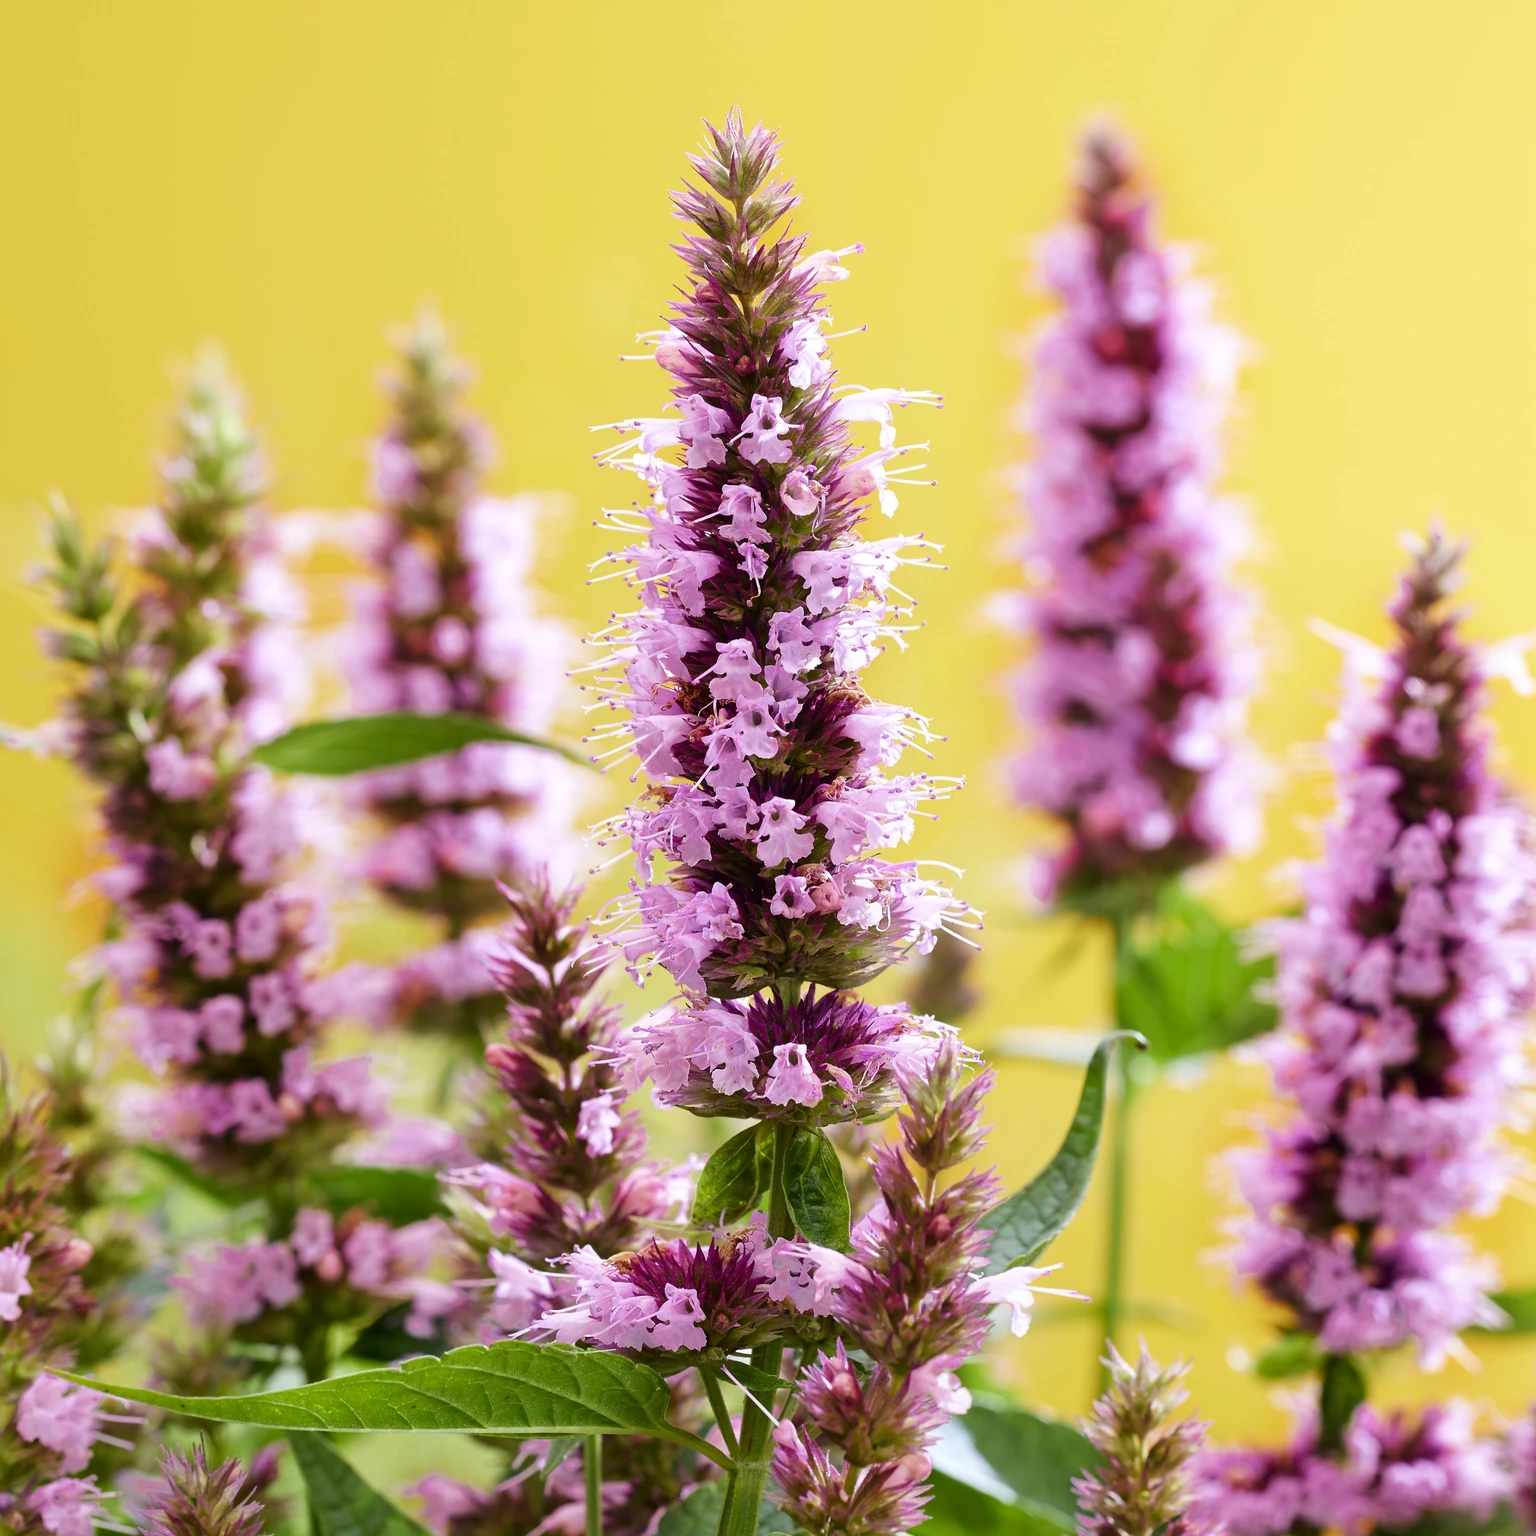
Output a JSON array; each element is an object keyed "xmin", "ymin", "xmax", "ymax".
[
  {"xmin": 343, "ymin": 318, "xmax": 578, "ymax": 1069},
  {"xmin": 431, "ymin": 879, "xmax": 707, "ymax": 1536},
  {"xmin": 1075, "ymin": 1344, "xmax": 1216, "ymax": 1536},
  {"xmin": 1197, "ymin": 532, "xmax": 1532, "ymax": 1534},
  {"xmin": 41, "ymin": 363, "xmax": 453, "ymax": 1385},
  {"xmin": 1001, "ymin": 128, "xmax": 1258, "ymax": 1370}
]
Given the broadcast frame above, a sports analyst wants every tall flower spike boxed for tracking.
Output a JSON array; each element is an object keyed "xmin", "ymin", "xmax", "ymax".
[
  {"xmin": 42, "ymin": 359, "xmax": 379, "ymax": 1188},
  {"xmin": 436, "ymin": 880, "xmax": 711, "ymax": 1533},
  {"xmin": 1004, "ymin": 128, "xmax": 1259, "ymax": 904},
  {"xmin": 343, "ymin": 317, "xmax": 579, "ymax": 1062},
  {"xmin": 589, "ymin": 107, "xmax": 969, "ymax": 1126},
  {"xmin": 1230, "ymin": 531, "xmax": 1534, "ymax": 1367},
  {"xmin": 1074, "ymin": 1343, "xmax": 1216, "ymax": 1536},
  {"xmin": 1195, "ymin": 531, "xmax": 1531, "ymax": 1536},
  {"xmin": 137, "ymin": 1442, "xmax": 273, "ymax": 1536}
]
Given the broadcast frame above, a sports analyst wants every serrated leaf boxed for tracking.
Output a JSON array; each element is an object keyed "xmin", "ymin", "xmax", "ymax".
[
  {"xmin": 656, "ymin": 1483, "xmax": 801, "ymax": 1536},
  {"xmin": 59, "ymin": 1340, "xmax": 718, "ymax": 1457},
  {"xmin": 1114, "ymin": 889, "xmax": 1277, "ymax": 1062},
  {"xmin": 290, "ymin": 1432, "xmax": 432, "ymax": 1536},
  {"xmin": 693, "ymin": 1125, "xmax": 765, "ymax": 1227},
  {"xmin": 784, "ymin": 1129, "xmax": 852, "ymax": 1252},
  {"xmin": 958, "ymin": 1402, "xmax": 1099, "ymax": 1527},
  {"xmin": 251, "ymin": 713, "xmax": 590, "ymax": 775},
  {"xmin": 312, "ymin": 1166, "xmax": 447, "ymax": 1224},
  {"xmin": 983, "ymin": 1034, "xmax": 1141, "ymax": 1274}
]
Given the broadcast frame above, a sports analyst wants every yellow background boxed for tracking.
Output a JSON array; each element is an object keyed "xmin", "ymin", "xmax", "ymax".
[{"xmin": 5, "ymin": 0, "xmax": 1536, "ymax": 1451}]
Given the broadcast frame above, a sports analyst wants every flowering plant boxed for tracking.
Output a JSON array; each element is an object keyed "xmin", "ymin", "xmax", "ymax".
[{"xmin": 55, "ymin": 112, "xmax": 1114, "ymax": 1536}]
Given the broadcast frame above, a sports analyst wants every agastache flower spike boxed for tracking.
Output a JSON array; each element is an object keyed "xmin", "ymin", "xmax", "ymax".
[
  {"xmin": 587, "ymin": 108, "xmax": 970, "ymax": 1037},
  {"xmin": 343, "ymin": 317, "xmax": 580, "ymax": 1062},
  {"xmin": 136, "ymin": 1442, "xmax": 279, "ymax": 1536},
  {"xmin": 1074, "ymin": 1344, "xmax": 1217, "ymax": 1536},
  {"xmin": 438, "ymin": 880, "xmax": 714, "ymax": 1533},
  {"xmin": 1229, "ymin": 532, "xmax": 1534, "ymax": 1367},
  {"xmin": 1003, "ymin": 128, "xmax": 1259, "ymax": 903},
  {"xmin": 41, "ymin": 359, "xmax": 381, "ymax": 1190},
  {"xmin": 1196, "ymin": 531, "xmax": 1532, "ymax": 1535}
]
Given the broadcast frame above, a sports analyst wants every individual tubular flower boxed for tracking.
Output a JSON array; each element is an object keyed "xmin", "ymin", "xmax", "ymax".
[
  {"xmin": 1004, "ymin": 128, "xmax": 1258, "ymax": 903},
  {"xmin": 771, "ymin": 1038, "xmax": 1007, "ymax": 1536},
  {"xmin": 1074, "ymin": 1343, "xmax": 1216, "ymax": 1536},
  {"xmin": 1228, "ymin": 532, "xmax": 1536, "ymax": 1368},
  {"xmin": 587, "ymin": 109, "xmax": 969, "ymax": 1033},
  {"xmin": 40, "ymin": 359, "xmax": 381, "ymax": 1191},
  {"xmin": 343, "ymin": 316, "xmax": 579, "ymax": 1058},
  {"xmin": 1194, "ymin": 1399, "xmax": 1510, "ymax": 1536}
]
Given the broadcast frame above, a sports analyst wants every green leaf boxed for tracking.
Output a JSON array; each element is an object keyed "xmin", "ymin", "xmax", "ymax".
[
  {"xmin": 983, "ymin": 1033, "xmax": 1142, "ymax": 1273},
  {"xmin": 311, "ymin": 1166, "xmax": 447, "ymax": 1224},
  {"xmin": 1319, "ymin": 1354, "xmax": 1366, "ymax": 1453},
  {"xmin": 958, "ymin": 1402, "xmax": 1099, "ymax": 1528},
  {"xmin": 920, "ymin": 1471, "xmax": 1060, "ymax": 1536},
  {"xmin": 1254, "ymin": 1331, "xmax": 1320, "ymax": 1379},
  {"xmin": 1113, "ymin": 889, "xmax": 1277, "ymax": 1062},
  {"xmin": 717, "ymin": 1360, "xmax": 793, "ymax": 1402},
  {"xmin": 693, "ymin": 1125, "xmax": 766, "ymax": 1227},
  {"xmin": 543, "ymin": 1436, "xmax": 581, "ymax": 1474},
  {"xmin": 58, "ymin": 1340, "xmax": 724, "ymax": 1465},
  {"xmin": 1478, "ymin": 1288, "xmax": 1536, "ymax": 1334},
  {"xmin": 289, "ymin": 1432, "xmax": 433, "ymax": 1536},
  {"xmin": 251, "ymin": 713, "xmax": 591, "ymax": 775},
  {"xmin": 133, "ymin": 1144, "xmax": 242, "ymax": 1206},
  {"xmin": 656, "ymin": 1483, "xmax": 801, "ymax": 1536},
  {"xmin": 784, "ymin": 1128, "xmax": 852, "ymax": 1252}
]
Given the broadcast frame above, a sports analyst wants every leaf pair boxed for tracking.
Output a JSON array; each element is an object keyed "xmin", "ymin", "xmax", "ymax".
[
  {"xmin": 693, "ymin": 1124, "xmax": 851, "ymax": 1251},
  {"xmin": 1113, "ymin": 888, "xmax": 1277, "ymax": 1065}
]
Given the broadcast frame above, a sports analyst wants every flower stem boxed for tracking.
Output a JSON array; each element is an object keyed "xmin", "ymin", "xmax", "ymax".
[
  {"xmin": 718, "ymin": 1119, "xmax": 795, "ymax": 1536},
  {"xmin": 1100, "ymin": 909, "xmax": 1136, "ymax": 1391},
  {"xmin": 585, "ymin": 1435, "xmax": 603, "ymax": 1536}
]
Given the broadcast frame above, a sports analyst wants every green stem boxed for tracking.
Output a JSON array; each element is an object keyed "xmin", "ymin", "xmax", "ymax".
[
  {"xmin": 699, "ymin": 1366, "xmax": 740, "ymax": 1458},
  {"xmin": 585, "ymin": 1435, "xmax": 602, "ymax": 1536},
  {"xmin": 718, "ymin": 1120, "xmax": 794, "ymax": 1536},
  {"xmin": 1100, "ymin": 910, "xmax": 1136, "ymax": 1391}
]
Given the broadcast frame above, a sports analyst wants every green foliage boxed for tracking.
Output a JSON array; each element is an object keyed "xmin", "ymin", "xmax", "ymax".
[
  {"xmin": 1254, "ymin": 1331, "xmax": 1321, "ymax": 1379},
  {"xmin": 693, "ymin": 1125, "xmax": 766, "ymax": 1227},
  {"xmin": 310, "ymin": 1166, "xmax": 448, "ymax": 1224},
  {"xmin": 656, "ymin": 1483, "xmax": 801, "ymax": 1535},
  {"xmin": 920, "ymin": 1472, "xmax": 1067, "ymax": 1536},
  {"xmin": 783, "ymin": 1128, "xmax": 852, "ymax": 1251},
  {"xmin": 251, "ymin": 713, "xmax": 589, "ymax": 775},
  {"xmin": 59, "ymin": 1341, "xmax": 721, "ymax": 1457},
  {"xmin": 961, "ymin": 1401, "xmax": 1098, "ymax": 1529},
  {"xmin": 290, "ymin": 1433, "xmax": 433, "ymax": 1536},
  {"xmin": 1113, "ymin": 889, "xmax": 1277, "ymax": 1063},
  {"xmin": 1319, "ymin": 1354, "xmax": 1367, "ymax": 1453},
  {"xmin": 1479, "ymin": 1288, "xmax": 1536, "ymax": 1333},
  {"xmin": 983, "ymin": 1033, "xmax": 1141, "ymax": 1273}
]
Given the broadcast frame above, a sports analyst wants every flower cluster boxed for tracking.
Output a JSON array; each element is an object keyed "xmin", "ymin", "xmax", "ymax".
[
  {"xmin": 430, "ymin": 880, "xmax": 710, "ymax": 1533},
  {"xmin": 772, "ymin": 1039, "xmax": 1025, "ymax": 1536},
  {"xmin": 1229, "ymin": 533, "xmax": 1536, "ymax": 1366},
  {"xmin": 42, "ymin": 360, "xmax": 382, "ymax": 1187},
  {"xmin": 343, "ymin": 317, "xmax": 579, "ymax": 1053},
  {"xmin": 132, "ymin": 1443, "xmax": 280, "ymax": 1536},
  {"xmin": 448, "ymin": 878, "xmax": 684, "ymax": 1285},
  {"xmin": 1003, "ymin": 128, "xmax": 1258, "ymax": 902},
  {"xmin": 1074, "ymin": 1344, "xmax": 1216, "ymax": 1536},
  {"xmin": 1195, "ymin": 1399, "xmax": 1510, "ymax": 1536},
  {"xmin": 0, "ymin": 1069, "xmax": 134, "ymax": 1536},
  {"xmin": 587, "ymin": 110, "xmax": 969, "ymax": 1028}
]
